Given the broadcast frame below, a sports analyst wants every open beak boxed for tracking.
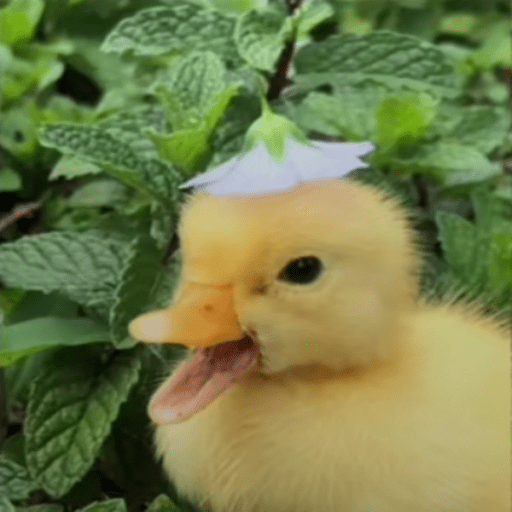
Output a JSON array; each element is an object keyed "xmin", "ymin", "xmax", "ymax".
[{"xmin": 128, "ymin": 282, "xmax": 244, "ymax": 348}]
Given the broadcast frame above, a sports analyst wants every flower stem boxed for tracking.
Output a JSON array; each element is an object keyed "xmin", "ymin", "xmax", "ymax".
[{"xmin": 266, "ymin": 0, "xmax": 303, "ymax": 101}]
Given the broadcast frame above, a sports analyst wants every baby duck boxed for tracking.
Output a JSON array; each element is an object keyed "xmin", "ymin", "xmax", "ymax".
[{"xmin": 130, "ymin": 179, "xmax": 511, "ymax": 512}]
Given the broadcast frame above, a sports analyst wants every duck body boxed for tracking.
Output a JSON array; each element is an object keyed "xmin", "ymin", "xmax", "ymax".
[
  {"xmin": 155, "ymin": 306, "xmax": 509, "ymax": 512},
  {"xmin": 130, "ymin": 180, "xmax": 510, "ymax": 512}
]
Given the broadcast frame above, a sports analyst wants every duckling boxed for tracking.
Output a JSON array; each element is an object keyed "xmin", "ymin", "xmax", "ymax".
[{"xmin": 130, "ymin": 179, "xmax": 511, "ymax": 512}]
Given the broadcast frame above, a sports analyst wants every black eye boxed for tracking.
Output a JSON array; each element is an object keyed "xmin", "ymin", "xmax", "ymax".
[{"xmin": 277, "ymin": 256, "xmax": 323, "ymax": 284}]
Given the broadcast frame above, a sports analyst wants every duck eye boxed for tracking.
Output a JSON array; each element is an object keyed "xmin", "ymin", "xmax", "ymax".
[{"xmin": 278, "ymin": 256, "xmax": 323, "ymax": 284}]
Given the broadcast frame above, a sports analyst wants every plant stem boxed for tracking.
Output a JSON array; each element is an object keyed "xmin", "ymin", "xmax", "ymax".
[{"xmin": 266, "ymin": 0, "xmax": 303, "ymax": 101}]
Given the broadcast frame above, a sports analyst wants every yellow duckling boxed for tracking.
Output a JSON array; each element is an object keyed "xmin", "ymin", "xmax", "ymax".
[{"xmin": 130, "ymin": 179, "xmax": 511, "ymax": 512}]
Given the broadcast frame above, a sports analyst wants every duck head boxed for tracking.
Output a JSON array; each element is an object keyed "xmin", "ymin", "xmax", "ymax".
[{"xmin": 129, "ymin": 180, "xmax": 420, "ymax": 424}]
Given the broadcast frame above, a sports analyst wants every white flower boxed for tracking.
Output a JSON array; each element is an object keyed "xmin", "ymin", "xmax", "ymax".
[{"xmin": 181, "ymin": 138, "xmax": 375, "ymax": 196}]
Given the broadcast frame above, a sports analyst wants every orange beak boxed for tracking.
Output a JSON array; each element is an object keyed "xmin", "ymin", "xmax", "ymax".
[{"xmin": 128, "ymin": 282, "xmax": 244, "ymax": 348}]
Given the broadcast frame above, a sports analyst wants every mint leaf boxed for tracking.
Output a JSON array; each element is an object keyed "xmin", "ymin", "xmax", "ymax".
[
  {"xmin": 67, "ymin": 180, "xmax": 127, "ymax": 209},
  {"xmin": 39, "ymin": 124, "xmax": 180, "ymax": 203},
  {"xmin": 17, "ymin": 505, "xmax": 63, "ymax": 512},
  {"xmin": 202, "ymin": 0, "xmax": 267, "ymax": 15},
  {"xmin": 0, "ymin": 168, "xmax": 22, "ymax": 192},
  {"xmin": 0, "ymin": 0, "xmax": 44, "ymax": 46},
  {"xmin": 79, "ymin": 499, "xmax": 127, "ymax": 512},
  {"xmin": 210, "ymin": 93, "xmax": 261, "ymax": 166},
  {"xmin": 157, "ymin": 52, "xmax": 240, "ymax": 131},
  {"xmin": 25, "ymin": 348, "xmax": 141, "ymax": 498},
  {"xmin": 0, "ymin": 497, "xmax": 15, "ymax": 512},
  {"xmin": 101, "ymin": 3, "xmax": 240, "ymax": 65},
  {"xmin": 295, "ymin": 31, "xmax": 461, "ymax": 97},
  {"xmin": 149, "ymin": 259, "xmax": 181, "ymax": 310},
  {"xmin": 146, "ymin": 495, "xmax": 182, "ymax": 512},
  {"xmin": 147, "ymin": 126, "xmax": 211, "ymax": 177},
  {"xmin": 489, "ymin": 231, "xmax": 512, "ymax": 294},
  {"xmin": 295, "ymin": 83, "xmax": 387, "ymax": 140},
  {"xmin": 0, "ymin": 317, "xmax": 110, "ymax": 367},
  {"xmin": 436, "ymin": 211, "xmax": 489, "ymax": 289},
  {"xmin": 150, "ymin": 203, "xmax": 176, "ymax": 250},
  {"xmin": 0, "ymin": 232, "xmax": 129, "ymax": 311},
  {"xmin": 98, "ymin": 105, "xmax": 169, "ymax": 158},
  {"xmin": 110, "ymin": 235, "xmax": 163, "ymax": 348},
  {"xmin": 49, "ymin": 156, "xmax": 102, "ymax": 181},
  {"xmin": 295, "ymin": 0, "xmax": 334, "ymax": 40},
  {"xmin": 0, "ymin": 457, "xmax": 37, "ymax": 500},
  {"xmin": 376, "ymin": 91, "xmax": 437, "ymax": 151},
  {"xmin": 442, "ymin": 107, "xmax": 511, "ymax": 155},
  {"xmin": 392, "ymin": 143, "xmax": 502, "ymax": 185},
  {"xmin": 235, "ymin": 8, "xmax": 292, "ymax": 71}
]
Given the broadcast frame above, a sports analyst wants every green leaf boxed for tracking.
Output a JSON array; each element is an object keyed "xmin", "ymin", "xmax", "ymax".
[
  {"xmin": 0, "ymin": 232, "xmax": 129, "ymax": 311},
  {"xmin": 0, "ymin": 0, "xmax": 44, "ymax": 46},
  {"xmin": 110, "ymin": 236, "xmax": 163, "ymax": 348},
  {"xmin": 295, "ymin": 0, "xmax": 334, "ymax": 40},
  {"xmin": 156, "ymin": 52, "xmax": 241, "ymax": 131},
  {"xmin": 235, "ymin": 8, "xmax": 292, "ymax": 71},
  {"xmin": 0, "ymin": 168, "xmax": 22, "ymax": 192},
  {"xmin": 0, "ymin": 289, "xmax": 25, "ymax": 319},
  {"xmin": 435, "ymin": 211, "xmax": 489, "ymax": 289},
  {"xmin": 146, "ymin": 495, "xmax": 182, "ymax": 512},
  {"xmin": 376, "ymin": 91, "xmax": 437, "ymax": 152},
  {"xmin": 0, "ymin": 47, "xmax": 63, "ymax": 104},
  {"xmin": 295, "ymin": 83, "xmax": 387, "ymax": 140},
  {"xmin": 49, "ymin": 156, "xmax": 102, "ymax": 181},
  {"xmin": 147, "ymin": 126, "xmax": 211, "ymax": 177},
  {"xmin": 471, "ymin": 20, "xmax": 512, "ymax": 70},
  {"xmin": 25, "ymin": 348, "xmax": 141, "ymax": 498},
  {"xmin": 67, "ymin": 180, "xmax": 127, "ymax": 208},
  {"xmin": 488, "ymin": 231, "xmax": 512, "ymax": 295},
  {"xmin": 443, "ymin": 107, "xmax": 511, "ymax": 155},
  {"xmin": 0, "ymin": 457, "xmax": 37, "ymax": 501},
  {"xmin": 101, "ymin": 3, "xmax": 240, "ymax": 65},
  {"xmin": 79, "ymin": 499, "xmax": 127, "ymax": 512},
  {"xmin": 392, "ymin": 143, "xmax": 502, "ymax": 185},
  {"xmin": 98, "ymin": 105, "xmax": 169, "ymax": 158},
  {"xmin": 0, "ymin": 317, "xmax": 109, "ymax": 367},
  {"xmin": 0, "ymin": 497, "xmax": 15, "ymax": 512},
  {"xmin": 295, "ymin": 31, "xmax": 462, "ymax": 98},
  {"xmin": 202, "ymin": 0, "xmax": 267, "ymax": 15},
  {"xmin": 159, "ymin": 52, "xmax": 225, "ymax": 122},
  {"xmin": 210, "ymin": 92, "xmax": 261, "ymax": 166},
  {"xmin": 17, "ymin": 505, "xmax": 64, "ymax": 512},
  {"xmin": 0, "ymin": 104, "xmax": 40, "ymax": 162},
  {"xmin": 38, "ymin": 123, "xmax": 180, "ymax": 203},
  {"xmin": 150, "ymin": 257, "xmax": 181, "ymax": 310},
  {"xmin": 202, "ymin": 83, "xmax": 241, "ymax": 133},
  {"xmin": 149, "ymin": 201, "xmax": 176, "ymax": 250}
]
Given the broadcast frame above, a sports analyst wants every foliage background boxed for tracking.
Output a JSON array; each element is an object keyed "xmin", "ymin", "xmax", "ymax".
[{"xmin": 0, "ymin": 0, "xmax": 511, "ymax": 511}]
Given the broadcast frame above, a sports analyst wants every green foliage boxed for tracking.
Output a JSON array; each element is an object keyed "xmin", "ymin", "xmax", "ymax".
[
  {"xmin": 109, "ymin": 235, "xmax": 163, "ymax": 348},
  {"xmin": 0, "ymin": 0, "xmax": 510, "ymax": 510},
  {"xmin": 101, "ymin": 3, "xmax": 240, "ymax": 64},
  {"xmin": 39, "ymin": 124, "xmax": 180, "ymax": 203},
  {"xmin": 294, "ymin": 30, "xmax": 463, "ymax": 97},
  {"xmin": 0, "ymin": 0, "xmax": 44, "ymax": 47},
  {"xmin": 146, "ymin": 495, "xmax": 182, "ymax": 512},
  {"xmin": 0, "ymin": 232, "xmax": 129, "ymax": 310},
  {"xmin": 76, "ymin": 500, "xmax": 125, "ymax": 512},
  {"xmin": 0, "ymin": 457, "xmax": 37, "ymax": 500},
  {"xmin": 0, "ymin": 317, "xmax": 109, "ymax": 366},
  {"xmin": 235, "ymin": 7, "xmax": 292, "ymax": 71},
  {"xmin": 25, "ymin": 348, "xmax": 141, "ymax": 497}
]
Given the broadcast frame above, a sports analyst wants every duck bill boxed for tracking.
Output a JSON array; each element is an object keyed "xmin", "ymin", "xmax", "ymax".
[{"xmin": 128, "ymin": 282, "xmax": 244, "ymax": 348}]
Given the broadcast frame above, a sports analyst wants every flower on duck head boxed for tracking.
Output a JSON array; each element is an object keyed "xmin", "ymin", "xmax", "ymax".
[{"xmin": 180, "ymin": 92, "xmax": 375, "ymax": 197}]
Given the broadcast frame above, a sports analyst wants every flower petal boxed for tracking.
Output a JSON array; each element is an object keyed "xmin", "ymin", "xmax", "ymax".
[
  {"xmin": 204, "ymin": 143, "xmax": 298, "ymax": 196},
  {"xmin": 180, "ymin": 139, "xmax": 375, "ymax": 197}
]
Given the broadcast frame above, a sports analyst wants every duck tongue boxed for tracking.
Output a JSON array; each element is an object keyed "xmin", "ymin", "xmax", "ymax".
[{"xmin": 149, "ymin": 336, "xmax": 259, "ymax": 424}]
